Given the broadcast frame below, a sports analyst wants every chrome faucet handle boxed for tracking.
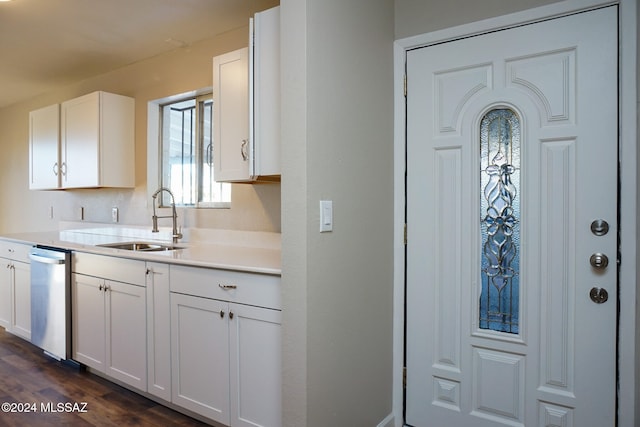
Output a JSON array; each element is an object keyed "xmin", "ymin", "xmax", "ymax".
[{"xmin": 151, "ymin": 187, "xmax": 181, "ymax": 242}]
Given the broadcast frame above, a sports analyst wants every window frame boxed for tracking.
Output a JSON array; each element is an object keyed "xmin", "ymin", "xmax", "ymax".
[{"xmin": 147, "ymin": 89, "xmax": 231, "ymax": 209}]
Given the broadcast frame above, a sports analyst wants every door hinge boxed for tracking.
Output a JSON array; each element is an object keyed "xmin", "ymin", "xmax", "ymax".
[
  {"xmin": 403, "ymin": 74, "xmax": 407, "ymax": 97},
  {"xmin": 404, "ymin": 223, "xmax": 407, "ymax": 245},
  {"xmin": 403, "ymin": 366, "xmax": 407, "ymax": 389}
]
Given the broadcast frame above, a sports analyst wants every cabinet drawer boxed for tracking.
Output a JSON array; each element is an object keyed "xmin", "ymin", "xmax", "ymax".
[
  {"xmin": 170, "ymin": 265, "xmax": 280, "ymax": 310},
  {"xmin": 0, "ymin": 241, "xmax": 32, "ymax": 263},
  {"xmin": 73, "ymin": 252, "xmax": 146, "ymax": 286}
]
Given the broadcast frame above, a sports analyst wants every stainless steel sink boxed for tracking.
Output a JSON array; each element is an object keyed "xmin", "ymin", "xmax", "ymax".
[{"xmin": 97, "ymin": 241, "xmax": 184, "ymax": 252}]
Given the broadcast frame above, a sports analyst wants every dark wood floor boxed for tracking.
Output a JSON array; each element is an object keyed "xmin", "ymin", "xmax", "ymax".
[{"xmin": 0, "ymin": 328, "xmax": 209, "ymax": 426}]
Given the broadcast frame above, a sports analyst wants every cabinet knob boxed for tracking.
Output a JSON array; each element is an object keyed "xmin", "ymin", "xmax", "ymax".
[
  {"xmin": 220, "ymin": 310, "xmax": 225, "ymax": 318},
  {"xmin": 229, "ymin": 311, "xmax": 234, "ymax": 320},
  {"xmin": 218, "ymin": 284, "xmax": 237, "ymax": 290}
]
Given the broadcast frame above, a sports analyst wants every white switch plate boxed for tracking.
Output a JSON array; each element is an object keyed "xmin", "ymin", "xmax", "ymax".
[
  {"xmin": 320, "ymin": 200, "xmax": 333, "ymax": 232},
  {"xmin": 111, "ymin": 207, "xmax": 119, "ymax": 223}
]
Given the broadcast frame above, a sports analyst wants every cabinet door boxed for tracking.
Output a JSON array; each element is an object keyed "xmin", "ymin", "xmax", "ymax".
[
  {"xmin": 61, "ymin": 92, "xmax": 100, "ymax": 188},
  {"xmin": 11, "ymin": 261, "xmax": 31, "ymax": 340},
  {"xmin": 72, "ymin": 274, "xmax": 106, "ymax": 370},
  {"xmin": 229, "ymin": 303, "xmax": 282, "ymax": 427},
  {"xmin": 146, "ymin": 263, "xmax": 171, "ymax": 400},
  {"xmin": 171, "ymin": 293, "xmax": 230, "ymax": 424},
  {"xmin": 105, "ymin": 280, "xmax": 147, "ymax": 390},
  {"xmin": 213, "ymin": 47, "xmax": 251, "ymax": 182},
  {"xmin": 29, "ymin": 104, "xmax": 60, "ymax": 189},
  {"xmin": 0, "ymin": 260, "xmax": 12, "ymax": 330},
  {"xmin": 252, "ymin": 6, "xmax": 281, "ymax": 177}
]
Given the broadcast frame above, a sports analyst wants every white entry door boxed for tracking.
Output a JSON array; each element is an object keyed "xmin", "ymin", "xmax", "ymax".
[{"xmin": 405, "ymin": 7, "xmax": 618, "ymax": 427}]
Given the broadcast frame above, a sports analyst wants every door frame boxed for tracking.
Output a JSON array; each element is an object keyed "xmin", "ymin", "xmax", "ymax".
[{"xmin": 392, "ymin": 1, "xmax": 638, "ymax": 426}]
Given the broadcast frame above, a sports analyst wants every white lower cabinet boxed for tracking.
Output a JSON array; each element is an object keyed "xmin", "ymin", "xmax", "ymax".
[
  {"xmin": 146, "ymin": 262, "xmax": 171, "ymax": 401},
  {"xmin": 70, "ymin": 251, "xmax": 281, "ymax": 427},
  {"xmin": 72, "ymin": 275, "xmax": 105, "ymax": 369},
  {"xmin": 72, "ymin": 273, "xmax": 147, "ymax": 389},
  {"xmin": 0, "ymin": 260, "xmax": 11, "ymax": 330},
  {"xmin": 11, "ymin": 261, "xmax": 31, "ymax": 340},
  {"xmin": 71, "ymin": 253, "xmax": 147, "ymax": 391},
  {"xmin": 228, "ymin": 302, "xmax": 282, "ymax": 427},
  {"xmin": 171, "ymin": 293, "xmax": 231, "ymax": 424},
  {"xmin": 0, "ymin": 241, "xmax": 32, "ymax": 340},
  {"xmin": 170, "ymin": 265, "xmax": 282, "ymax": 427}
]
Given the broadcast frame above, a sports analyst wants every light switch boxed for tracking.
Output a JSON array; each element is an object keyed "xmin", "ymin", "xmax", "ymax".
[{"xmin": 320, "ymin": 200, "xmax": 333, "ymax": 232}]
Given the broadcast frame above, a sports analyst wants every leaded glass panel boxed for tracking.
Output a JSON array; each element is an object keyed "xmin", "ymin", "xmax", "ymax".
[{"xmin": 479, "ymin": 108, "xmax": 520, "ymax": 334}]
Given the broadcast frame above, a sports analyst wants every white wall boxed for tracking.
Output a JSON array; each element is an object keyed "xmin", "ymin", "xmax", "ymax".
[
  {"xmin": 281, "ymin": 0, "xmax": 395, "ymax": 425},
  {"xmin": 394, "ymin": 0, "xmax": 561, "ymax": 39},
  {"xmin": 280, "ymin": 0, "xmax": 308, "ymax": 424}
]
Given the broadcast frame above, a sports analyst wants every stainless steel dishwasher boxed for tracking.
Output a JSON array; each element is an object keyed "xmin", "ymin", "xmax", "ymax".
[{"xmin": 29, "ymin": 246, "xmax": 71, "ymax": 360}]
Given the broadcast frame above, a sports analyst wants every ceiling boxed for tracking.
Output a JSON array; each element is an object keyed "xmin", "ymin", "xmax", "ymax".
[{"xmin": 0, "ymin": 0, "xmax": 279, "ymax": 109}]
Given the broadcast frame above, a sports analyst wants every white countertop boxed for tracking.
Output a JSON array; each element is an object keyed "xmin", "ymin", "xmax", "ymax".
[{"xmin": 0, "ymin": 226, "xmax": 281, "ymax": 275}]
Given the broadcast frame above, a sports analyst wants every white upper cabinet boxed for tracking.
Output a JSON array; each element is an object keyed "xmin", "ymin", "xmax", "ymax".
[
  {"xmin": 251, "ymin": 5, "xmax": 280, "ymax": 178},
  {"xmin": 213, "ymin": 6, "xmax": 280, "ymax": 182},
  {"xmin": 213, "ymin": 47, "xmax": 251, "ymax": 182},
  {"xmin": 29, "ymin": 104, "xmax": 60, "ymax": 190},
  {"xmin": 29, "ymin": 91, "xmax": 135, "ymax": 190},
  {"xmin": 61, "ymin": 91, "xmax": 135, "ymax": 188}
]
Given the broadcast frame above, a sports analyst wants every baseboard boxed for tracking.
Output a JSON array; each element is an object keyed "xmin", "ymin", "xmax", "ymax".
[{"xmin": 377, "ymin": 413, "xmax": 396, "ymax": 427}]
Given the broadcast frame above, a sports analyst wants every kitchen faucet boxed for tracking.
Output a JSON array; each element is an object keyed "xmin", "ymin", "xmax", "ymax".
[{"xmin": 151, "ymin": 187, "xmax": 182, "ymax": 244}]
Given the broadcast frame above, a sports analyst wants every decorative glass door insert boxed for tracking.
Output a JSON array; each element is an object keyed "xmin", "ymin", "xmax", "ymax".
[{"xmin": 479, "ymin": 108, "xmax": 520, "ymax": 333}]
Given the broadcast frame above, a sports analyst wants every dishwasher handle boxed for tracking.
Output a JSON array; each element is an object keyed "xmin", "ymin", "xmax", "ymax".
[{"xmin": 29, "ymin": 252, "xmax": 66, "ymax": 265}]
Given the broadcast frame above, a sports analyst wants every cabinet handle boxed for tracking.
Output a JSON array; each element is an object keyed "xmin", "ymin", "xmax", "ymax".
[
  {"xmin": 220, "ymin": 310, "xmax": 225, "ymax": 318},
  {"xmin": 229, "ymin": 311, "xmax": 234, "ymax": 320},
  {"xmin": 206, "ymin": 142, "xmax": 213, "ymax": 166},
  {"xmin": 218, "ymin": 284, "xmax": 237, "ymax": 290},
  {"xmin": 146, "ymin": 268, "xmax": 163, "ymax": 276},
  {"xmin": 99, "ymin": 285, "xmax": 103, "ymax": 291},
  {"xmin": 241, "ymin": 139, "xmax": 249, "ymax": 161},
  {"xmin": 53, "ymin": 162, "xmax": 58, "ymax": 176},
  {"xmin": 60, "ymin": 162, "xmax": 67, "ymax": 177}
]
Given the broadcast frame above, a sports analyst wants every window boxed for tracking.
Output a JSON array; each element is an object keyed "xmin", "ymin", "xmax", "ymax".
[
  {"xmin": 157, "ymin": 94, "xmax": 230, "ymax": 208},
  {"xmin": 479, "ymin": 108, "xmax": 521, "ymax": 334}
]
